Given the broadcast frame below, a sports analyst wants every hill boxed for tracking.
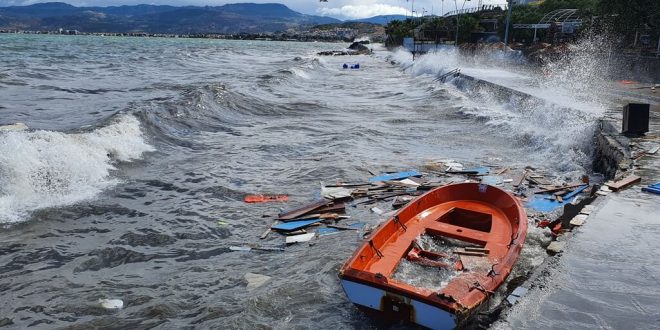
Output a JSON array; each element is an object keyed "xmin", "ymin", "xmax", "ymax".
[{"xmin": 0, "ymin": 2, "xmax": 341, "ymax": 34}]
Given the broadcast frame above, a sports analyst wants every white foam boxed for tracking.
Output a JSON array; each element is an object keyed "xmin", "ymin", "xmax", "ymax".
[{"xmin": 0, "ymin": 114, "xmax": 154, "ymax": 223}]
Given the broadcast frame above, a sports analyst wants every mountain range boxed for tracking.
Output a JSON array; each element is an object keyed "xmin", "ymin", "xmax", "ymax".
[{"xmin": 0, "ymin": 2, "xmax": 397, "ymax": 34}]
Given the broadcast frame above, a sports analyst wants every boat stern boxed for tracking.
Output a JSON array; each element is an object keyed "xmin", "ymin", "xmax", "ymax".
[{"xmin": 339, "ymin": 279, "xmax": 457, "ymax": 330}]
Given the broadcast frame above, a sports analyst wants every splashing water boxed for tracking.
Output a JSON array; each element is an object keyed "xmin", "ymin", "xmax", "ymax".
[{"xmin": 0, "ymin": 114, "xmax": 154, "ymax": 223}]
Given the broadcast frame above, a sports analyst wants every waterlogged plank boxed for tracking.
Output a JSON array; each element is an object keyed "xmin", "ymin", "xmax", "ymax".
[
  {"xmin": 277, "ymin": 200, "xmax": 329, "ymax": 220},
  {"xmin": 605, "ymin": 175, "xmax": 641, "ymax": 191}
]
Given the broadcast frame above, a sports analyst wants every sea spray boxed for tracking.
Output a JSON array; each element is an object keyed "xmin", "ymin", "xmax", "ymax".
[{"xmin": 0, "ymin": 114, "xmax": 154, "ymax": 223}]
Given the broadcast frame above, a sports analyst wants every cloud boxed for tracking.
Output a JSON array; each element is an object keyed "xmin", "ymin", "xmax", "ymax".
[{"xmin": 317, "ymin": 3, "xmax": 408, "ymax": 19}]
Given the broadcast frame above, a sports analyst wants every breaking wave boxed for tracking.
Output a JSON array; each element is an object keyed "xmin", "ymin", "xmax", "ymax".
[
  {"xmin": 0, "ymin": 114, "xmax": 154, "ymax": 223},
  {"xmin": 384, "ymin": 46, "xmax": 603, "ymax": 175}
]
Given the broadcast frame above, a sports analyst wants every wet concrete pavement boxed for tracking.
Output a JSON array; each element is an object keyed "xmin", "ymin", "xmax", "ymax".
[{"xmin": 496, "ymin": 86, "xmax": 660, "ymax": 329}]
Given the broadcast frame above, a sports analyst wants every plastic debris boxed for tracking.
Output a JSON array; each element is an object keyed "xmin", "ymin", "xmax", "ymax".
[
  {"xmin": 526, "ymin": 185, "xmax": 588, "ymax": 212},
  {"xmin": 271, "ymin": 219, "xmax": 322, "ymax": 232},
  {"xmin": 368, "ymin": 170, "xmax": 422, "ymax": 182},
  {"xmin": 321, "ymin": 186, "xmax": 353, "ymax": 200},
  {"xmin": 506, "ymin": 286, "xmax": 529, "ymax": 305},
  {"xmin": 641, "ymin": 182, "xmax": 660, "ymax": 195},
  {"xmin": 244, "ymin": 194, "xmax": 288, "ymax": 203},
  {"xmin": 370, "ymin": 207, "xmax": 384, "ymax": 215},
  {"xmin": 99, "ymin": 299, "xmax": 124, "ymax": 310},
  {"xmin": 318, "ymin": 223, "xmax": 365, "ymax": 236},
  {"xmin": 245, "ymin": 273, "xmax": 271, "ymax": 289},
  {"xmin": 285, "ymin": 232, "xmax": 315, "ymax": 244},
  {"xmin": 447, "ymin": 167, "xmax": 489, "ymax": 175}
]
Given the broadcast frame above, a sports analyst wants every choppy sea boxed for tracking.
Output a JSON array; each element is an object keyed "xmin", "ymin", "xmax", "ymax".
[{"xmin": 0, "ymin": 34, "xmax": 617, "ymax": 328}]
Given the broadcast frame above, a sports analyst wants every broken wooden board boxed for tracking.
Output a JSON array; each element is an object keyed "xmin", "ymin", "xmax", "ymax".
[
  {"xmin": 446, "ymin": 167, "xmax": 489, "ymax": 175},
  {"xmin": 513, "ymin": 170, "xmax": 527, "ymax": 187},
  {"xmin": 534, "ymin": 182, "xmax": 586, "ymax": 194},
  {"xmin": 454, "ymin": 250, "xmax": 488, "ymax": 256},
  {"xmin": 278, "ymin": 200, "xmax": 329, "ymax": 220},
  {"xmin": 605, "ymin": 175, "xmax": 641, "ymax": 192}
]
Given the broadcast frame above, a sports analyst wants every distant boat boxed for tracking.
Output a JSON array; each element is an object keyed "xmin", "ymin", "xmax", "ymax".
[{"xmin": 339, "ymin": 182, "xmax": 528, "ymax": 329}]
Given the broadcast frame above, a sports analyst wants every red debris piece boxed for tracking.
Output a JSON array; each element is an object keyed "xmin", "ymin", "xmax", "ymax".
[
  {"xmin": 551, "ymin": 223, "xmax": 563, "ymax": 235},
  {"xmin": 537, "ymin": 219, "xmax": 551, "ymax": 228},
  {"xmin": 244, "ymin": 194, "xmax": 289, "ymax": 203}
]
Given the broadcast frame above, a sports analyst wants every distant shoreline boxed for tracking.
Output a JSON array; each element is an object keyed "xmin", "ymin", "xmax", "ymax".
[{"xmin": 0, "ymin": 30, "xmax": 360, "ymax": 43}]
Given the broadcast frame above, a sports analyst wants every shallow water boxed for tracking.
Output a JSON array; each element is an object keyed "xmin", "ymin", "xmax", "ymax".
[{"xmin": 1, "ymin": 34, "xmax": 606, "ymax": 328}]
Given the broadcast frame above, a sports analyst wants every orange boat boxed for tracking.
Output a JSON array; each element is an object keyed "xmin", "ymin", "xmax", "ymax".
[{"xmin": 339, "ymin": 182, "xmax": 527, "ymax": 329}]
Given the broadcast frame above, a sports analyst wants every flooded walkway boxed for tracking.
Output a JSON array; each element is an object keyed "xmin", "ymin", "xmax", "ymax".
[{"xmin": 497, "ymin": 91, "xmax": 660, "ymax": 329}]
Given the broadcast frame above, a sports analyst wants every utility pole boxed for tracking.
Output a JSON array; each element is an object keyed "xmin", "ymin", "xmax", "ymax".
[{"xmin": 503, "ymin": 0, "xmax": 513, "ymax": 46}]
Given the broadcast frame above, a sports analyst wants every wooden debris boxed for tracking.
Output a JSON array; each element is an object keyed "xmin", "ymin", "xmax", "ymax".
[
  {"xmin": 534, "ymin": 183, "xmax": 586, "ymax": 194},
  {"xmin": 513, "ymin": 170, "xmax": 527, "ymax": 187},
  {"xmin": 278, "ymin": 200, "xmax": 329, "ymax": 220},
  {"xmin": 327, "ymin": 224, "xmax": 361, "ymax": 230},
  {"xmin": 454, "ymin": 249, "xmax": 488, "ymax": 256},
  {"xmin": 244, "ymin": 194, "xmax": 288, "ymax": 203},
  {"xmin": 605, "ymin": 175, "xmax": 641, "ymax": 192},
  {"xmin": 464, "ymin": 247, "xmax": 490, "ymax": 254}
]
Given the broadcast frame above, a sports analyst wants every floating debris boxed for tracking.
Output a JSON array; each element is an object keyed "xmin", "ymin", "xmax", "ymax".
[
  {"xmin": 285, "ymin": 232, "xmax": 315, "ymax": 244},
  {"xmin": 368, "ymin": 170, "xmax": 422, "ymax": 182},
  {"xmin": 244, "ymin": 194, "xmax": 288, "ymax": 203},
  {"xmin": 245, "ymin": 273, "xmax": 271, "ymax": 290},
  {"xmin": 506, "ymin": 286, "xmax": 529, "ymax": 305},
  {"xmin": 99, "ymin": 299, "xmax": 123, "ymax": 310}
]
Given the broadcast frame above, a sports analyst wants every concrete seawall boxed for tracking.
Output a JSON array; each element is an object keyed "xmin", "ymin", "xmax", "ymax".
[{"xmin": 453, "ymin": 72, "xmax": 659, "ymax": 328}]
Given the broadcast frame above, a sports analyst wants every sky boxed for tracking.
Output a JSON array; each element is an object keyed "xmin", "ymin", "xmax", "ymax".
[{"xmin": 0, "ymin": 0, "xmax": 508, "ymax": 20}]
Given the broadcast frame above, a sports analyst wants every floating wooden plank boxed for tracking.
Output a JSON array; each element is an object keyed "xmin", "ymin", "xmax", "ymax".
[
  {"xmin": 271, "ymin": 219, "xmax": 323, "ymax": 232},
  {"xmin": 278, "ymin": 200, "xmax": 329, "ymax": 220},
  {"xmin": 605, "ymin": 175, "xmax": 641, "ymax": 191},
  {"xmin": 513, "ymin": 170, "xmax": 527, "ymax": 187},
  {"xmin": 323, "ymin": 182, "xmax": 372, "ymax": 188},
  {"xmin": 368, "ymin": 170, "xmax": 422, "ymax": 182},
  {"xmin": 244, "ymin": 194, "xmax": 288, "ymax": 203},
  {"xmin": 534, "ymin": 182, "xmax": 586, "ymax": 194},
  {"xmin": 446, "ymin": 167, "xmax": 489, "ymax": 175},
  {"xmin": 314, "ymin": 202, "xmax": 346, "ymax": 214}
]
